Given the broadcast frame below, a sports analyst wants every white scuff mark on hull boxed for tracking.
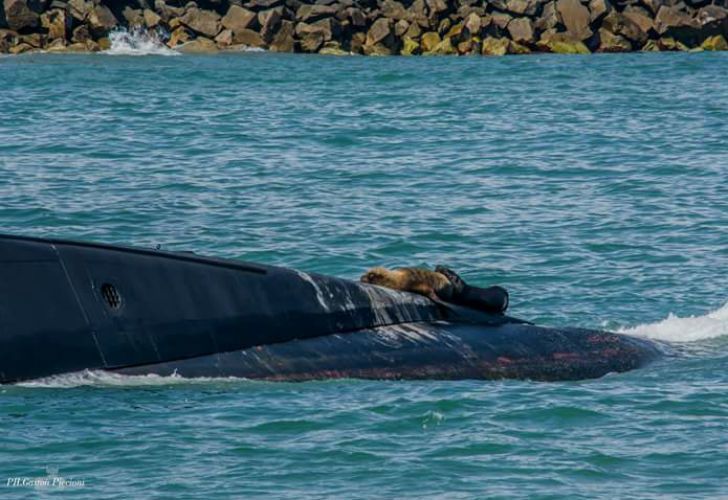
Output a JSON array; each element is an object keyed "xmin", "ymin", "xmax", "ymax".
[
  {"xmin": 387, "ymin": 324, "xmax": 440, "ymax": 344},
  {"xmin": 293, "ymin": 270, "xmax": 331, "ymax": 311},
  {"xmin": 358, "ymin": 283, "xmax": 432, "ymax": 326},
  {"xmin": 371, "ymin": 322, "xmax": 442, "ymax": 347}
]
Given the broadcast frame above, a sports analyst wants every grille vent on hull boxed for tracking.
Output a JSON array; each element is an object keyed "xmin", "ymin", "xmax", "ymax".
[{"xmin": 100, "ymin": 283, "xmax": 122, "ymax": 310}]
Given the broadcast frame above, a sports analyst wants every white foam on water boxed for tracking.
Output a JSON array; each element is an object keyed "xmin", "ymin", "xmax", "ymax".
[
  {"xmin": 104, "ymin": 27, "xmax": 179, "ymax": 56},
  {"xmin": 618, "ymin": 301, "xmax": 728, "ymax": 343},
  {"xmin": 14, "ymin": 369, "xmax": 246, "ymax": 388}
]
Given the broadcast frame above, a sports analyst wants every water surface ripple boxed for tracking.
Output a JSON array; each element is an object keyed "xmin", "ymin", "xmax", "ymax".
[{"xmin": 1, "ymin": 52, "xmax": 726, "ymax": 498}]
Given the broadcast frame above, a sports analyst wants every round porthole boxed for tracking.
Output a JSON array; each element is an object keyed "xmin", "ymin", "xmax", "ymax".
[{"xmin": 100, "ymin": 283, "xmax": 122, "ymax": 310}]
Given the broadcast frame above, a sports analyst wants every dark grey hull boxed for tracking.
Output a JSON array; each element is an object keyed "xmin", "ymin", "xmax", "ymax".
[{"xmin": 0, "ymin": 234, "xmax": 661, "ymax": 383}]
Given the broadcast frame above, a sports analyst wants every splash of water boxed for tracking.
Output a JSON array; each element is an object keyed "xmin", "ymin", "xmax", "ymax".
[
  {"xmin": 619, "ymin": 301, "xmax": 728, "ymax": 343},
  {"xmin": 14, "ymin": 369, "xmax": 249, "ymax": 388},
  {"xmin": 104, "ymin": 27, "xmax": 178, "ymax": 56}
]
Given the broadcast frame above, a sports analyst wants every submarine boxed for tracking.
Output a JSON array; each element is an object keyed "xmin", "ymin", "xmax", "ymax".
[{"xmin": 0, "ymin": 234, "xmax": 662, "ymax": 384}]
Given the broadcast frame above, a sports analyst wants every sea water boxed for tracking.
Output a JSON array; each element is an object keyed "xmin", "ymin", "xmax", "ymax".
[{"xmin": 0, "ymin": 36, "xmax": 726, "ymax": 498}]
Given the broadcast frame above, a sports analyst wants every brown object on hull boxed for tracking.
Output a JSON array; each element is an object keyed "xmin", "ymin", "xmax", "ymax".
[{"xmin": 360, "ymin": 267, "xmax": 454, "ymax": 300}]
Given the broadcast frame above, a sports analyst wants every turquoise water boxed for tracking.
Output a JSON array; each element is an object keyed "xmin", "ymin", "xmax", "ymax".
[{"xmin": 1, "ymin": 50, "xmax": 727, "ymax": 498}]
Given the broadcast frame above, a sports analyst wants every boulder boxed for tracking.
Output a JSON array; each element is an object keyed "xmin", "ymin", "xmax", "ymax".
[
  {"xmin": 0, "ymin": 28, "xmax": 16, "ymax": 50},
  {"xmin": 18, "ymin": 32, "xmax": 41, "ymax": 47},
  {"xmin": 155, "ymin": 0, "xmax": 184, "ymax": 22},
  {"xmin": 437, "ymin": 17, "xmax": 451, "ymax": 35},
  {"xmin": 349, "ymin": 31, "xmax": 366, "ymax": 53},
  {"xmin": 231, "ymin": 27, "xmax": 264, "ymax": 46},
  {"xmin": 696, "ymin": 5, "xmax": 727, "ymax": 29},
  {"xmin": 401, "ymin": 34, "xmax": 419, "ymax": 54},
  {"xmin": 507, "ymin": 16, "xmax": 533, "ymax": 44},
  {"xmin": 362, "ymin": 41, "xmax": 394, "ymax": 55},
  {"xmin": 457, "ymin": 4, "xmax": 485, "ymax": 18},
  {"xmin": 296, "ymin": 4, "xmax": 336, "ymax": 23},
  {"xmin": 505, "ymin": 0, "xmax": 529, "ymax": 15},
  {"xmin": 177, "ymin": 36, "xmax": 218, "ymax": 53},
  {"xmin": 420, "ymin": 30, "xmax": 440, "ymax": 51},
  {"xmin": 622, "ymin": 6, "xmax": 654, "ymax": 36},
  {"xmin": 641, "ymin": 38, "xmax": 660, "ymax": 51},
  {"xmin": 445, "ymin": 22, "xmax": 462, "ymax": 40},
  {"xmin": 535, "ymin": 1, "xmax": 559, "ymax": 31},
  {"xmin": 654, "ymin": 6, "xmax": 699, "ymax": 36},
  {"xmin": 481, "ymin": 36, "xmax": 509, "ymax": 55},
  {"xmin": 346, "ymin": 7, "xmax": 366, "ymax": 27},
  {"xmin": 40, "ymin": 8, "xmax": 66, "ymax": 40},
  {"xmin": 596, "ymin": 27, "xmax": 631, "ymax": 51},
  {"xmin": 3, "ymin": 0, "xmax": 38, "ymax": 31},
  {"xmin": 602, "ymin": 10, "xmax": 647, "ymax": 44},
  {"xmin": 143, "ymin": 9, "xmax": 161, "ymax": 28},
  {"xmin": 656, "ymin": 36, "xmax": 689, "ymax": 50},
  {"xmin": 61, "ymin": 39, "xmax": 97, "ymax": 52},
  {"xmin": 45, "ymin": 37, "xmax": 67, "ymax": 51},
  {"xmin": 222, "ymin": 5, "xmax": 256, "ymax": 32},
  {"xmin": 214, "ymin": 28, "xmax": 233, "ymax": 46},
  {"xmin": 311, "ymin": 17, "xmax": 339, "ymax": 41},
  {"xmin": 641, "ymin": 0, "xmax": 665, "ymax": 15},
  {"xmin": 490, "ymin": 12, "xmax": 512, "ymax": 30},
  {"xmin": 428, "ymin": 35, "xmax": 455, "ymax": 54},
  {"xmin": 269, "ymin": 19, "xmax": 293, "ymax": 51},
  {"xmin": 167, "ymin": 26, "xmax": 191, "ymax": 46},
  {"xmin": 180, "ymin": 8, "xmax": 220, "ymax": 38},
  {"xmin": 71, "ymin": 23, "xmax": 89, "ymax": 42},
  {"xmin": 319, "ymin": 43, "xmax": 349, "ymax": 55},
  {"xmin": 9, "ymin": 41, "xmax": 34, "ymax": 53},
  {"xmin": 67, "ymin": 0, "xmax": 90, "ymax": 21},
  {"xmin": 523, "ymin": 0, "xmax": 544, "ymax": 16},
  {"xmin": 408, "ymin": 0, "xmax": 427, "ymax": 21},
  {"xmin": 463, "ymin": 12, "xmax": 480, "ymax": 38},
  {"xmin": 700, "ymin": 34, "xmax": 728, "ymax": 50},
  {"xmin": 426, "ymin": 0, "xmax": 447, "ymax": 16},
  {"xmin": 122, "ymin": 7, "xmax": 143, "ymax": 26},
  {"xmin": 394, "ymin": 19, "xmax": 409, "ymax": 37},
  {"xmin": 538, "ymin": 32, "xmax": 590, "ymax": 53},
  {"xmin": 456, "ymin": 38, "xmax": 474, "ymax": 54},
  {"xmin": 509, "ymin": 40, "xmax": 530, "ymax": 53},
  {"xmin": 555, "ymin": 0, "xmax": 592, "ymax": 40},
  {"xmin": 297, "ymin": 23, "xmax": 324, "ymax": 51},
  {"xmin": 246, "ymin": 0, "xmax": 282, "ymax": 9},
  {"xmin": 381, "ymin": 0, "xmax": 408, "ymax": 21},
  {"xmin": 258, "ymin": 7, "xmax": 281, "ymax": 41},
  {"xmin": 87, "ymin": 5, "xmax": 118, "ymax": 36},
  {"xmin": 588, "ymin": 0, "xmax": 611, "ymax": 22},
  {"xmin": 366, "ymin": 17, "xmax": 392, "ymax": 46},
  {"xmin": 404, "ymin": 21, "xmax": 421, "ymax": 38}
]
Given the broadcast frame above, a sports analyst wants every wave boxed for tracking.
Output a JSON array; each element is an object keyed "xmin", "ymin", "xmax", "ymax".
[
  {"xmin": 15, "ymin": 369, "xmax": 247, "ymax": 388},
  {"xmin": 104, "ymin": 27, "xmax": 179, "ymax": 56},
  {"xmin": 619, "ymin": 301, "xmax": 728, "ymax": 343}
]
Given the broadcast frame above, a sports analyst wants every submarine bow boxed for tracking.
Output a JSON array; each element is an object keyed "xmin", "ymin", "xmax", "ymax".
[{"xmin": 0, "ymin": 234, "xmax": 661, "ymax": 383}]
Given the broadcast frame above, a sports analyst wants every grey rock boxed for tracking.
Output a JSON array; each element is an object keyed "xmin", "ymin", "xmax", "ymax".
[
  {"xmin": 507, "ymin": 16, "xmax": 533, "ymax": 42},
  {"xmin": 556, "ymin": 0, "xmax": 592, "ymax": 40},
  {"xmin": 222, "ymin": 5, "xmax": 256, "ymax": 31},
  {"xmin": 3, "ymin": 0, "xmax": 39, "ymax": 31}
]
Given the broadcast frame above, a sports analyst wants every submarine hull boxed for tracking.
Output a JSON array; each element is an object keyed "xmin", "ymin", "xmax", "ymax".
[
  {"xmin": 114, "ymin": 321, "xmax": 661, "ymax": 382},
  {"xmin": 0, "ymin": 234, "xmax": 661, "ymax": 383}
]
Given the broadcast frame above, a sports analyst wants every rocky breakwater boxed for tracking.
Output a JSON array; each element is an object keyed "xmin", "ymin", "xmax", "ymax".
[{"xmin": 1, "ymin": 0, "xmax": 728, "ymax": 55}]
